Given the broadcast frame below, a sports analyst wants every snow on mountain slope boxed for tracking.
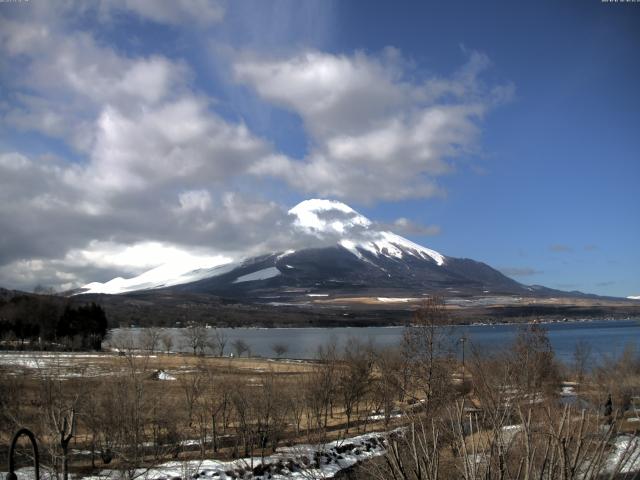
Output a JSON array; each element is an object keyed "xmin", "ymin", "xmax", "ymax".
[
  {"xmin": 80, "ymin": 257, "xmax": 234, "ymax": 294},
  {"xmin": 628, "ymin": 295, "xmax": 640, "ymax": 300},
  {"xmin": 233, "ymin": 267, "xmax": 281, "ymax": 284},
  {"xmin": 79, "ymin": 199, "xmax": 445, "ymax": 295},
  {"xmin": 289, "ymin": 199, "xmax": 445, "ymax": 265}
]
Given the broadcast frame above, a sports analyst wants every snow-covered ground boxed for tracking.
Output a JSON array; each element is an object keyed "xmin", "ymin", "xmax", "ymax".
[
  {"xmin": 605, "ymin": 435, "xmax": 640, "ymax": 474},
  {"xmin": 79, "ymin": 431, "xmax": 387, "ymax": 480},
  {"xmin": 0, "ymin": 351, "xmax": 148, "ymax": 377},
  {"xmin": 376, "ymin": 297, "xmax": 415, "ymax": 303},
  {"xmin": 0, "ymin": 433, "xmax": 385, "ymax": 480},
  {"xmin": 368, "ymin": 412, "xmax": 402, "ymax": 421},
  {"xmin": 155, "ymin": 370, "xmax": 176, "ymax": 381},
  {"xmin": 560, "ymin": 385, "xmax": 577, "ymax": 397},
  {"xmin": 1, "ymin": 425, "xmax": 638, "ymax": 479}
]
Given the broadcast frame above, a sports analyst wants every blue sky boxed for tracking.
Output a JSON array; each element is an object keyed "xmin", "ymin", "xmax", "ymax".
[{"xmin": 0, "ymin": 0, "xmax": 638, "ymax": 297}]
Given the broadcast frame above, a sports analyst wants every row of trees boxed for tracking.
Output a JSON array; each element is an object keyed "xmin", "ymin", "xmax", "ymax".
[
  {"xmin": 0, "ymin": 294, "xmax": 108, "ymax": 350},
  {"xmin": 109, "ymin": 324, "xmax": 291, "ymax": 359}
]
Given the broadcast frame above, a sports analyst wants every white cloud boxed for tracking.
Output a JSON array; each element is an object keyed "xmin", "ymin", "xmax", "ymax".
[
  {"xmin": 79, "ymin": 97, "xmax": 270, "ymax": 194},
  {"xmin": 1, "ymin": 21, "xmax": 186, "ymax": 106},
  {"xmin": 0, "ymin": 16, "xmax": 192, "ymax": 153},
  {"xmin": 236, "ymin": 49, "xmax": 510, "ymax": 202},
  {"xmin": 389, "ymin": 218, "xmax": 441, "ymax": 236},
  {"xmin": 68, "ymin": 240, "xmax": 228, "ymax": 274},
  {"xmin": 0, "ymin": 16, "xmax": 273, "ymax": 196},
  {"xmin": 178, "ymin": 190, "xmax": 212, "ymax": 213},
  {"xmin": 235, "ymin": 50, "xmax": 407, "ymax": 138}
]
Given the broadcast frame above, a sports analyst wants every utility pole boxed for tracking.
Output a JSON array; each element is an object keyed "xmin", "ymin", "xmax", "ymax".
[{"xmin": 460, "ymin": 336, "xmax": 467, "ymax": 379}]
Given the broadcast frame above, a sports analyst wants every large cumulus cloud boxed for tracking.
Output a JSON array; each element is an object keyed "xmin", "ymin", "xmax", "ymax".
[{"xmin": 235, "ymin": 49, "xmax": 512, "ymax": 202}]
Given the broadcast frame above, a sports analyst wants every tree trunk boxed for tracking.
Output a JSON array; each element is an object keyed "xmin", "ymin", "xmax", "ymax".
[
  {"xmin": 61, "ymin": 442, "xmax": 69, "ymax": 480},
  {"xmin": 212, "ymin": 414, "xmax": 218, "ymax": 453}
]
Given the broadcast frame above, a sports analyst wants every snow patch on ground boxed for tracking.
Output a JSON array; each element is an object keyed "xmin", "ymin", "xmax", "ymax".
[
  {"xmin": 376, "ymin": 297, "xmax": 415, "ymax": 303},
  {"xmin": 156, "ymin": 370, "xmax": 176, "ymax": 381},
  {"xmin": 369, "ymin": 412, "xmax": 402, "ymax": 421},
  {"xmin": 0, "ymin": 352, "xmax": 152, "ymax": 378},
  {"xmin": 80, "ymin": 431, "xmax": 387, "ymax": 480},
  {"xmin": 605, "ymin": 435, "xmax": 640, "ymax": 474}
]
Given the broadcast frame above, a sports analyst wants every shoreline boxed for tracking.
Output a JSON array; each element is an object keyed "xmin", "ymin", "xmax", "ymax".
[{"xmin": 111, "ymin": 314, "xmax": 640, "ymax": 330}]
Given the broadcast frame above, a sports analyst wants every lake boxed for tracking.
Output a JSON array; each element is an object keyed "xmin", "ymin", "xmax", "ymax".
[{"xmin": 111, "ymin": 319, "xmax": 640, "ymax": 364}]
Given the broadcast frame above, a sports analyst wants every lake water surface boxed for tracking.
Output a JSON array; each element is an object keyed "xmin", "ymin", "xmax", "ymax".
[{"xmin": 112, "ymin": 319, "xmax": 640, "ymax": 364}]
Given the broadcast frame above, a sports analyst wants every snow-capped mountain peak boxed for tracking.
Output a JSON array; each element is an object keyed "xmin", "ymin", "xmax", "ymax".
[
  {"xmin": 288, "ymin": 199, "xmax": 371, "ymax": 235},
  {"xmin": 289, "ymin": 199, "xmax": 445, "ymax": 266}
]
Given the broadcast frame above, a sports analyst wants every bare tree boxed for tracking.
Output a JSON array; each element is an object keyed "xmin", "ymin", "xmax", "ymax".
[
  {"xmin": 53, "ymin": 407, "xmax": 75, "ymax": 480},
  {"xmin": 402, "ymin": 296, "xmax": 455, "ymax": 412},
  {"xmin": 573, "ymin": 339, "xmax": 592, "ymax": 382},
  {"xmin": 160, "ymin": 330, "xmax": 174, "ymax": 354},
  {"xmin": 271, "ymin": 342, "xmax": 289, "ymax": 359},
  {"xmin": 232, "ymin": 339, "xmax": 250, "ymax": 357},
  {"xmin": 310, "ymin": 339, "xmax": 339, "ymax": 434},
  {"xmin": 200, "ymin": 370, "xmax": 232, "ymax": 453},
  {"xmin": 230, "ymin": 384, "xmax": 253, "ymax": 457},
  {"xmin": 338, "ymin": 338, "xmax": 372, "ymax": 433},
  {"xmin": 140, "ymin": 327, "xmax": 162, "ymax": 354},
  {"xmin": 511, "ymin": 323, "xmax": 560, "ymax": 395},
  {"xmin": 285, "ymin": 381, "xmax": 307, "ymax": 436},
  {"xmin": 372, "ymin": 346, "xmax": 404, "ymax": 428},
  {"xmin": 251, "ymin": 372, "xmax": 290, "ymax": 461},
  {"xmin": 179, "ymin": 361, "xmax": 205, "ymax": 430},
  {"xmin": 38, "ymin": 368, "xmax": 81, "ymax": 480},
  {"xmin": 109, "ymin": 328, "xmax": 137, "ymax": 354},
  {"xmin": 181, "ymin": 323, "xmax": 208, "ymax": 356},
  {"xmin": 213, "ymin": 329, "xmax": 228, "ymax": 356}
]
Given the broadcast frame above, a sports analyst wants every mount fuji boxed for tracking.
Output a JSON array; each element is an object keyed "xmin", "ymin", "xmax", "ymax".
[{"xmin": 78, "ymin": 199, "xmax": 544, "ymax": 300}]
